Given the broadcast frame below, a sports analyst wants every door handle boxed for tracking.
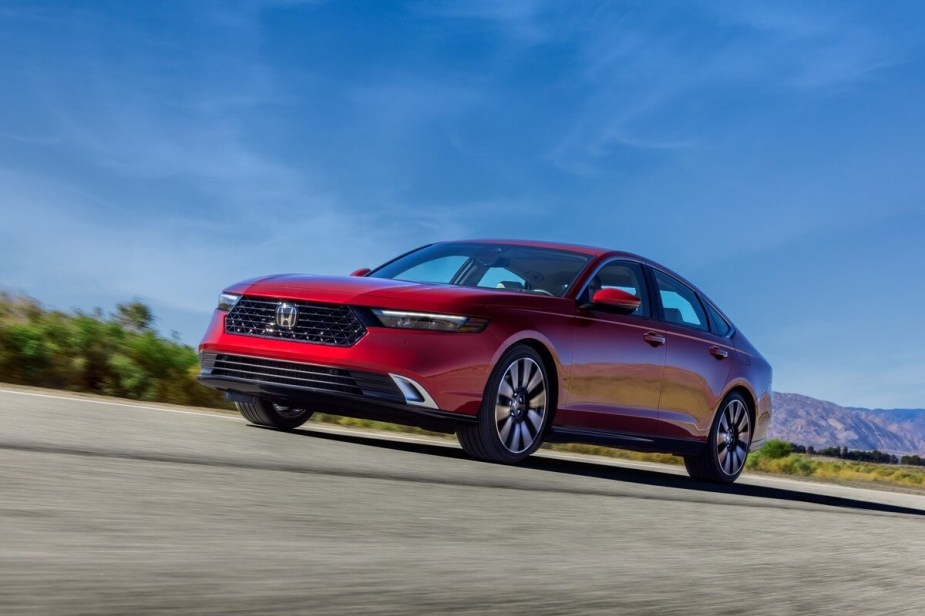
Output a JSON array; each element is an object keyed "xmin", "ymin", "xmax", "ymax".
[
  {"xmin": 709, "ymin": 346, "xmax": 729, "ymax": 360},
  {"xmin": 643, "ymin": 332, "xmax": 666, "ymax": 347}
]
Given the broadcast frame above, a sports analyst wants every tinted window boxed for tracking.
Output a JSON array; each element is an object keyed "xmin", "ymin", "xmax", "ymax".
[
  {"xmin": 370, "ymin": 242, "xmax": 590, "ymax": 297},
  {"xmin": 654, "ymin": 270, "xmax": 708, "ymax": 331},
  {"xmin": 705, "ymin": 301, "xmax": 732, "ymax": 337},
  {"xmin": 397, "ymin": 255, "xmax": 469, "ymax": 284},
  {"xmin": 477, "ymin": 267, "xmax": 528, "ymax": 290},
  {"xmin": 583, "ymin": 261, "xmax": 650, "ymax": 317}
]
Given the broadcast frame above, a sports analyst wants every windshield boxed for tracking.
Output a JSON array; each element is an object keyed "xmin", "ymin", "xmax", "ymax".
[{"xmin": 369, "ymin": 242, "xmax": 591, "ymax": 297}]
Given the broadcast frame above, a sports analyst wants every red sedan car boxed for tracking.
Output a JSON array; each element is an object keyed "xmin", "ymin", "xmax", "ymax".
[{"xmin": 198, "ymin": 240, "xmax": 771, "ymax": 483}]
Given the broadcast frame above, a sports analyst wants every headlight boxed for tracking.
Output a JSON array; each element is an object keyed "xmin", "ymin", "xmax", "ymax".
[
  {"xmin": 371, "ymin": 309, "xmax": 488, "ymax": 332},
  {"xmin": 217, "ymin": 293, "xmax": 241, "ymax": 311}
]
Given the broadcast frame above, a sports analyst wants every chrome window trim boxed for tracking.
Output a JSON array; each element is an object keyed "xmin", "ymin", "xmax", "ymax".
[{"xmin": 648, "ymin": 265, "xmax": 736, "ymax": 338}]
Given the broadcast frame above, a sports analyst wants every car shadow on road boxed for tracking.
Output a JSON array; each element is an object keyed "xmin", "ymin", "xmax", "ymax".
[{"xmin": 281, "ymin": 424, "xmax": 925, "ymax": 517}]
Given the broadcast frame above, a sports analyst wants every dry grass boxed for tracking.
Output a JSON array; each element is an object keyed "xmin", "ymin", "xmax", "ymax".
[{"xmin": 746, "ymin": 453, "xmax": 925, "ymax": 488}]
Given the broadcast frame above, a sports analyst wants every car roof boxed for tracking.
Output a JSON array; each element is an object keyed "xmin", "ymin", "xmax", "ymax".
[
  {"xmin": 449, "ymin": 239, "xmax": 615, "ymax": 257},
  {"xmin": 449, "ymin": 239, "xmax": 660, "ymax": 268}
]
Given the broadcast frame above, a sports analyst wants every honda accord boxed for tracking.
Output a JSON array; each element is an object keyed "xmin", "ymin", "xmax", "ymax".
[{"xmin": 198, "ymin": 240, "xmax": 772, "ymax": 483}]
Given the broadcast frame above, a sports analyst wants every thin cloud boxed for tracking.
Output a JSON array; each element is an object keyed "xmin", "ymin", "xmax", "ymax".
[{"xmin": 544, "ymin": 2, "xmax": 903, "ymax": 172}]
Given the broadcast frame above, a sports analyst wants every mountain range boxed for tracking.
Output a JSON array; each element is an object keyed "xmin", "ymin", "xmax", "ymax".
[{"xmin": 769, "ymin": 392, "xmax": 925, "ymax": 455}]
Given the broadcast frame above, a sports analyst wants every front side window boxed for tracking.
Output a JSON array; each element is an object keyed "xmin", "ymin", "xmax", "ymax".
[
  {"xmin": 581, "ymin": 261, "xmax": 650, "ymax": 317},
  {"xmin": 654, "ymin": 270, "xmax": 708, "ymax": 331},
  {"xmin": 369, "ymin": 242, "xmax": 590, "ymax": 297}
]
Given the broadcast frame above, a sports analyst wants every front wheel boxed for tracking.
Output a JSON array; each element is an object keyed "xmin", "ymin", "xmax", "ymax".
[
  {"xmin": 684, "ymin": 392, "xmax": 752, "ymax": 484},
  {"xmin": 236, "ymin": 398, "xmax": 313, "ymax": 430},
  {"xmin": 456, "ymin": 344, "xmax": 551, "ymax": 464}
]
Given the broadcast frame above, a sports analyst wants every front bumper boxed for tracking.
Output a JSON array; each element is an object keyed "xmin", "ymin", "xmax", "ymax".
[
  {"xmin": 198, "ymin": 352, "xmax": 476, "ymax": 432},
  {"xmin": 198, "ymin": 308, "xmax": 498, "ymax": 423}
]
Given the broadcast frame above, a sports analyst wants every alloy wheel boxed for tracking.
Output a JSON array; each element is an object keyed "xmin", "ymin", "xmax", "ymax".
[
  {"xmin": 716, "ymin": 398, "xmax": 751, "ymax": 476},
  {"xmin": 494, "ymin": 357, "xmax": 547, "ymax": 454}
]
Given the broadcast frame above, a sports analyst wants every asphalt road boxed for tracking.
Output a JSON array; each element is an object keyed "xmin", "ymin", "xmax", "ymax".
[{"xmin": 1, "ymin": 387, "xmax": 924, "ymax": 615}]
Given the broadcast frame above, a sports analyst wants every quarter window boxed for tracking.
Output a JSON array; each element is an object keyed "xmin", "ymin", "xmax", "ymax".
[
  {"xmin": 654, "ymin": 271, "xmax": 708, "ymax": 331},
  {"xmin": 705, "ymin": 302, "xmax": 732, "ymax": 337}
]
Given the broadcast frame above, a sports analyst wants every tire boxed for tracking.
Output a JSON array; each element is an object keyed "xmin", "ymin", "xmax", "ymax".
[
  {"xmin": 684, "ymin": 392, "xmax": 752, "ymax": 484},
  {"xmin": 236, "ymin": 398, "xmax": 313, "ymax": 430},
  {"xmin": 456, "ymin": 344, "xmax": 551, "ymax": 464}
]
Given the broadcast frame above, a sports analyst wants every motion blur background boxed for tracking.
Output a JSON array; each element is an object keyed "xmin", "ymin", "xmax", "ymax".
[{"xmin": 1, "ymin": 1, "xmax": 923, "ymax": 408}]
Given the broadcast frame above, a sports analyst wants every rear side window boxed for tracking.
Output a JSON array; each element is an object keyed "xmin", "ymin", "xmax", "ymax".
[
  {"xmin": 654, "ymin": 270, "xmax": 708, "ymax": 331},
  {"xmin": 705, "ymin": 302, "xmax": 732, "ymax": 337}
]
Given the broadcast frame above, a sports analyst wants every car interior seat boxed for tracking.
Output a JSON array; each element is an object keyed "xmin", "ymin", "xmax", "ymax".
[
  {"xmin": 664, "ymin": 307, "xmax": 684, "ymax": 324},
  {"xmin": 496, "ymin": 281, "xmax": 525, "ymax": 290}
]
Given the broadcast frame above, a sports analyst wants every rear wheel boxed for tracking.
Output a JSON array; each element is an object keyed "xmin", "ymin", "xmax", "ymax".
[
  {"xmin": 684, "ymin": 392, "xmax": 752, "ymax": 484},
  {"xmin": 457, "ymin": 344, "xmax": 551, "ymax": 464},
  {"xmin": 236, "ymin": 398, "xmax": 313, "ymax": 430}
]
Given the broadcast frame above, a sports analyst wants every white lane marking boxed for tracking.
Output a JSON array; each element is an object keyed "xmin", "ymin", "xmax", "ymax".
[{"xmin": 0, "ymin": 388, "xmax": 241, "ymax": 420}]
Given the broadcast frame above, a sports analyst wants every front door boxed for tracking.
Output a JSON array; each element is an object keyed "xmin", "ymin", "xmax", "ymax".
[{"xmin": 560, "ymin": 260, "xmax": 667, "ymax": 435}]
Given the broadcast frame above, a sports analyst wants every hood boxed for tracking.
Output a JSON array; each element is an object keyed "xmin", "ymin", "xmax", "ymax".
[{"xmin": 229, "ymin": 274, "xmax": 559, "ymax": 314}]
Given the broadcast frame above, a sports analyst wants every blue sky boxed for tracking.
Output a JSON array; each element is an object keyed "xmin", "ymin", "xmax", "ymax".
[{"xmin": 1, "ymin": 1, "xmax": 923, "ymax": 408}]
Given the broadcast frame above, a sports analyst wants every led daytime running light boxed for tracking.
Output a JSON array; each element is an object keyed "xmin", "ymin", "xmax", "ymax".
[{"xmin": 372, "ymin": 309, "xmax": 488, "ymax": 332}]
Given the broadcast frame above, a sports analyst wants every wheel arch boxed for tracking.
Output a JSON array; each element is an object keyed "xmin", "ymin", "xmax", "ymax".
[
  {"xmin": 722, "ymin": 383, "xmax": 757, "ymax": 428},
  {"xmin": 517, "ymin": 338, "xmax": 560, "ymax": 433},
  {"xmin": 487, "ymin": 333, "xmax": 562, "ymax": 432}
]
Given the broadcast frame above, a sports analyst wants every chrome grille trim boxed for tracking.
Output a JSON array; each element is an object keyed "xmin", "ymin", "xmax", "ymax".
[{"xmin": 225, "ymin": 296, "xmax": 366, "ymax": 347}]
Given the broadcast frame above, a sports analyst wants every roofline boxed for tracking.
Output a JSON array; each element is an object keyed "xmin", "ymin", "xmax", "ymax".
[{"xmin": 448, "ymin": 238, "xmax": 611, "ymax": 257}]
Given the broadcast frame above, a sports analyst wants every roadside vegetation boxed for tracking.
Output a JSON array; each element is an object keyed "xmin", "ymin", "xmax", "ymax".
[
  {"xmin": 745, "ymin": 439, "xmax": 925, "ymax": 489},
  {"xmin": 1, "ymin": 293, "xmax": 922, "ymax": 490},
  {"xmin": 0, "ymin": 293, "xmax": 228, "ymax": 408}
]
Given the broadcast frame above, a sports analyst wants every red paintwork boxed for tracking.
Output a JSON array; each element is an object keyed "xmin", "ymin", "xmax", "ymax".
[
  {"xmin": 591, "ymin": 287, "xmax": 642, "ymax": 311},
  {"xmin": 199, "ymin": 240, "xmax": 772, "ymax": 450}
]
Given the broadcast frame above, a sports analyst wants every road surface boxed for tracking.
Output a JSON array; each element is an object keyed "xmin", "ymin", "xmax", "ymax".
[{"xmin": 1, "ymin": 386, "xmax": 923, "ymax": 615}]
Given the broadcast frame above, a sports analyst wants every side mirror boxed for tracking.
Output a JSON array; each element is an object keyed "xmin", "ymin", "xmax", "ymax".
[
  {"xmin": 350, "ymin": 268, "xmax": 371, "ymax": 277},
  {"xmin": 590, "ymin": 288, "xmax": 641, "ymax": 312}
]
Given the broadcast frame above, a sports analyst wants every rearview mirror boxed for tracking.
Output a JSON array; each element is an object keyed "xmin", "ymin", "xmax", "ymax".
[
  {"xmin": 350, "ymin": 268, "xmax": 371, "ymax": 277},
  {"xmin": 591, "ymin": 288, "xmax": 641, "ymax": 312}
]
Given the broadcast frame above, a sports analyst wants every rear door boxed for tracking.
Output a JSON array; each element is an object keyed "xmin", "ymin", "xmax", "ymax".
[
  {"xmin": 651, "ymin": 269, "xmax": 733, "ymax": 440},
  {"xmin": 559, "ymin": 260, "xmax": 667, "ymax": 435}
]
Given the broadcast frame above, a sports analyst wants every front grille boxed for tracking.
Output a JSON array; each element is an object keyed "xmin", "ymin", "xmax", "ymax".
[
  {"xmin": 207, "ymin": 354, "xmax": 403, "ymax": 402},
  {"xmin": 225, "ymin": 296, "xmax": 366, "ymax": 347}
]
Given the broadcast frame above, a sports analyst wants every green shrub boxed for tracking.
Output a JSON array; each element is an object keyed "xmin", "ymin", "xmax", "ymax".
[
  {"xmin": 758, "ymin": 439, "xmax": 792, "ymax": 459},
  {"xmin": 0, "ymin": 293, "xmax": 229, "ymax": 409}
]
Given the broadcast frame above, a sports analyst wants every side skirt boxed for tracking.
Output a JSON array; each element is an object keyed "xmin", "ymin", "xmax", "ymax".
[{"xmin": 546, "ymin": 426, "xmax": 706, "ymax": 457}]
